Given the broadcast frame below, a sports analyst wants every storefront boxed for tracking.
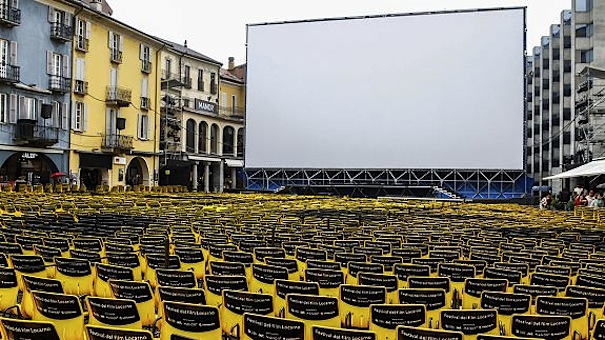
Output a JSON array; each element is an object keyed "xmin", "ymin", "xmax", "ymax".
[{"xmin": 0, "ymin": 151, "xmax": 62, "ymax": 185}]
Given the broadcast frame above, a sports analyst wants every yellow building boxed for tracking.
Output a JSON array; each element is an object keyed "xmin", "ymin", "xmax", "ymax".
[{"xmin": 68, "ymin": 4, "xmax": 164, "ymax": 189}]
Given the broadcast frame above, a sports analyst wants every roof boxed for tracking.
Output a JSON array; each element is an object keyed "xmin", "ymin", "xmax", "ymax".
[
  {"xmin": 220, "ymin": 68, "xmax": 244, "ymax": 84},
  {"xmin": 229, "ymin": 64, "xmax": 247, "ymax": 81},
  {"xmin": 158, "ymin": 38, "xmax": 222, "ymax": 66},
  {"xmin": 544, "ymin": 158, "xmax": 605, "ymax": 180}
]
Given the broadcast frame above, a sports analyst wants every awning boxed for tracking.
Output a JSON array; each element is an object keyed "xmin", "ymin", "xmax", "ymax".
[
  {"xmin": 225, "ymin": 159, "xmax": 244, "ymax": 168},
  {"xmin": 187, "ymin": 155, "xmax": 221, "ymax": 162},
  {"xmin": 544, "ymin": 159, "xmax": 605, "ymax": 180}
]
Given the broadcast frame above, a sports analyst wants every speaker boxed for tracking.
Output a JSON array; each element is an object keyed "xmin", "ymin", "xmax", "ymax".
[
  {"xmin": 116, "ymin": 117, "xmax": 126, "ymax": 130},
  {"xmin": 41, "ymin": 104, "xmax": 53, "ymax": 119}
]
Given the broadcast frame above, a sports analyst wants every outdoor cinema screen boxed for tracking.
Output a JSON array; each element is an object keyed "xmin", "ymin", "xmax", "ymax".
[{"xmin": 245, "ymin": 7, "xmax": 526, "ymax": 169}]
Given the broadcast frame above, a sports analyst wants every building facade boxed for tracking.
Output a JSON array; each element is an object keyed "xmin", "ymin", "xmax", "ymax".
[
  {"xmin": 527, "ymin": 0, "xmax": 605, "ymax": 193},
  {"xmin": 68, "ymin": 3, "xmax": 164, "ymax": 189},
  {"xmin": 0, "ymin": 0, "xmax": 75, "ymax": 186},
  {"xmin": 159, "ymin": 43, "xmax": 245, "ymax": 192}
]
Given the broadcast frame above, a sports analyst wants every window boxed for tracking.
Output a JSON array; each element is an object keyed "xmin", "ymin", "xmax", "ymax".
[
  {"xmin": 186, "ymin": 119, "xmax": 196, "ymax": 153},
  {"xmin": 210, "ymin": 72, "xmax": 217, "ymax": 94},
  {"xmin": 138, "ymin": 114, "xmax": 149, "ymax": 140},
  {"xmin": 0, "ymin": 93, "xmax": 6, "ymax": 123},
  {"xmin": 184, "ymin": 65, "xmax": 190, "ymax": 79},
  {"xmin": 576, "ymin": 24, "xmax": 594, "ymax": 38},
  {"xmin": 223, "ymin": 126, "xmax": 234, "ymax": 155},
  {"xmin": 140, "ymin": 44, "xmax": 151, "ymax": 73},
  {"xmin": 53, "ymin": 53, "xmax": 61, "ymax": 76},
  {"xmin": 231, "ymin": 95, "xmax": 236, "ymax": 115},
  {"xmin": 563, "ymin": 36, "xmax": 571, "ymax": 49},
  {"xmin": 72, "ymin": 101, "xmax": 85, "ymax": 131},
  {"xmin": 165, "ymin": 58, "xmax": 171, "ymax": 76},
  {"xmin": 198, "ymin": 69, "xmax": 204, "ymax": 91},
  {"xmin": 46, "ymin": 51, "xmax": 67, "ymax": 77},
  {"xmin": 580, "ymin": 49, "xmax": 594, "ymax": 63},
  {"xmin": 108, "ymin": 31, "xmax": 122, "ymax": 62},
  {"xmin": 18, "ymin": 96, "xmax": 37, "ymax": 120},
  {"xmin": 575, "ymin": 0, "xmax": 593, "ymax": 12},
  {"xmin": 75, "ymin": 19, "xmax": 90, "ymax": 51},
  {"xmin": 198, "ymin": 121, "xmax": 207, "ymax": 153}
]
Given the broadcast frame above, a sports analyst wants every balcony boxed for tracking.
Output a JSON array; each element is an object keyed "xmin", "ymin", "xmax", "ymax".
[
  {"xmin": 161, "ymin": 70, "xmax": 187, "ymax": 89},
  {"xmin": 49, "ymin": 75, "xmax": 71, "ymax": 93},
  {"xmin": 110, "ymin": 49, "xmax": 122, "ymax": 64},
  {"xmin": 74, "ymin": 80, "xmax": 88, "ymax": 95},
  {"xmin": 182, "ymin": 76, "xmax": 192, "ymax": 89},
  {"xmin": 141, "ymin": 60, "xmax": 151, "ymax": 74},
  {"xmin": 75, "ymin": 36, "xmax": 89, "ymax": 52},
  {"xmin": 140, "ymin": 97, "xmax": 150, "ymax": 111},
  {"xmin": 0, "ymin": 64, "xmax": 20, "ymax": 83},
  {"xmin": 101, "ymin": 134, "xmax": 134, "ymax": 152},
  {"xmin": 0, "ymin": 3, "xmax": 20, "ymax": 26},
  {"xmin": 218, "ymin": 106, "xmax": 245, "ymax": 120},
  {"xmin": 13, "ymin": 120, "xmax": 59, "ymax": 147},
  {"xmin": 106, "ymin": 86, "xmax": 132, "ymax": 107},
  {"xmin": 50, "ymin": 22, "xmax": 73, "ymax": 41}
]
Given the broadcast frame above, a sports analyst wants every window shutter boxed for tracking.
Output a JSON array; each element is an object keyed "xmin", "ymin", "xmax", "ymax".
[
  {"xmin": 71, "ymin": 101, "xmax": 77, "ymax": 131},
  {"xmin": 108, "ymin": 30, "xmax": 114, "ymax": 48},
  {"xmin": 11, "ymin": 0, "xmax": 18, "ymax": 8},
  {"xmin": 48, "ymin": 6, "xmax": 55, "ymax": 22},
  {"xmin": 64, "ymin": 13, "xmax": 71, "ymax": 26},
  {"xmin": 52, "ymin": 102, "xmax": 59, "ymax": 128},
  {"xmin": 137, "ymin": 113, "xmax": 141, "ymax": 139},
  {"xmin": 9, "ymin": 94, "xmax": 17, "ymax": 123},
  {"xmin": 139, "ymin": 44, "xmax": 144, "ymax": 60},
  {"xmin": 82, "ymin": 103, "xmax": 88, "ymax": 131},
  {"xmin": 118, "ymin": 35, "xmax": 124, "ymax": 51},
  {"xmin": 85, "ymin": 21, "xmax": 91, "ymax": 39},
  {"xmin": 62, "ymin": 102, "xmax": 68, "ymax": 130},
  {"xmin": 141, "ymin": 77, "xmax": 148, "ymax": 97},
  {"xmin": 75, "ymin": 58, "xmax": 84, "ymax": 80},
  {"xmin": 62, "ymin": 54, "xmax": 69, "ymax": 77},
  {"xmin": 37, "ymin": 99, "xmax": 43, "ymax": 120},
  {"xmin": 9, "ymin": 41, "xmax": 17, "ymax": 65},
  {"xmin": 46, "ymin": 51, "xmax": 53, "ymax": 74},
  {"xmin": 146, "ymin": 115, "xmax": 150, "ymax": 140}
]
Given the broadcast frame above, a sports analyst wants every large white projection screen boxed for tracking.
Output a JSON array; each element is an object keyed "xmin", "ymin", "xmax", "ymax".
[{"xmin": 245, "ymin": 8, "xmax": 526, "ymax": 169}]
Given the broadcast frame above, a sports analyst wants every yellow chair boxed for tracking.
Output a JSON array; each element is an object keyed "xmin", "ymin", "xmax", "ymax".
[
  {"xmin": 10, "ymin": 254, "xmax": 47, "ymax": 290},
  {"xmin": 346, "ymin": 261, "xmax": 384, "ymax": 285},
  {"xmin": 156, "ymin": 286, "xmax": 206, "ymax": 307},
  {"xmin": 593, "ymin": 319, "xmax": 605, "ymax": 339},
  {"xmin": 0, "ymin": 317, "xmax": 61, "ymax": 340},
  {"xmin": 159, "ymin": 301, "xmax": 222, "ymax": 340},
  {"xmin": 480, "ymin": 291, "xmax": 531, "ymax": 336},
  {"xmin": 311, "ymin": 325, "xmax": 377, "ymax": 339},
  {"xmin": 529, "ymin": 273, "xmax": 570, "ymax": 295},
  {"xmin": 463, "ymin": 278, "xmax": 508, "ymax": 309},
  {"xmin": 396, "ymin": 325, "xmax": 463, "ymax": 340},
  {"xmin": 408, "ymin": 276, "xmax": 454, "ymax": 309},
  {"xmin": 105, "ymin": 252, "xmax": 142, "ymax": 281},
  {"xmin": 393, "ymin": 264, "xmax": 431, "ymax": 288},
  {"xmin": 85, "ymin": 325, "xmax": 153, "ymax": 340},
  {"xmin": 564, "ymin": 285, "xmax": 604, "ymax": 332},
  {"xmin": 510, "ymin": 315, "xmax": 572, "ymax": 340},
  {"xmin": 273, "ymin": 279, "xmax": 319, "ymax": 318},
  {"xmin": 204, "ymin": 275, "xmax": 248, "ymax": 307},
  {"xmin": 305, "ymin": 268, "xmax": 344, "ymax": 297},
  {"xmin": 155, "ymin": 268, "xmax": 198, "ymax": 288},
  {"xmin": 398, "ymin": 288, "xmax": 446, "ymax": 329},
  {"xmin": 86, "ymin": 296, "xmax": 143, "ymax": 330},
  {"xmin": 108, "ymin": 280, "xmax": 156, "ymax": 328},
  {"xmin": 358, "ymin": 272, "xmax": 399, "ymax": 303},
  {"xmin": 242, "ymin": 312, "xmax": 305, "ymax": 340},
  {"xmin": 265, "ymin": 257, "xmax": 300, "ymax": 281},
  {"xmin": 535, "ymin": 296, "xmax": 589, "ymax": 340},
  {"xmin": 175, "ymin": 246, "xmax": 205, "ymax": 280},
  {"xmin": 476, "ymin": 335, "xmax": 541, "ymax": 340},
  {"xmin": 339, "ymin": 284, "xmax": 386, "ymax": 329},
  {"xmin": 369, "ymin": 304, "xmax": 426, "ymax": 340},
  {"xmin": 30, "ymin": 291, "xmax": 84, "ymax": 340},
  {"xmin": 221, "ymin": 290, "xmax": 273, "ymax": 339},
  {"xmin": 144, "ymin": 253, "xmax": 181, "ymax": 288},
  {"xmin": 440, "ymin": 309, "xmax": 499, "ymax": 339},
  {"xmin": 286, "ymin": 293, "xmax": 340, "ymax": 340},
  {"xmin": 93, "ymin": 263, "xmax": 134, "ymax": 298},
  {"xmin": 21, "ymin": 275, "xmax": 64, "ymax": 319},
  {"xmin": 0, "ymin": 268, "xmax": 19, "ymax": 315},
  {"xmin": 210, "ymin": 260, "xmax": 247, "ymax": 276},
  {"xmin": 250, "ymin": 263, "xmax": 289, "ymax": 294},
  {"xmin": 253, "ymin": 247, "xmax": 286, "ymax": 264},
  {"xmin": 438, "ymin": 263, "xmax": 475, "ymax": 308},
  {"xmin": 54, "ymin": 257, "xmax": 93, "ymax": 296}
]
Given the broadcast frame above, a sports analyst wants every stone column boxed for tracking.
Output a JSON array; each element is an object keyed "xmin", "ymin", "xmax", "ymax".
[
  {"xmin": 231, "ymin": 167, "xmax": 237, "ymax": 189},
  {"xmin": 204, "ymin": 163, "xmax": 210, "ymax": 193},
  {"xmin": 218, "ymin": 161, "xmax": 224, "ymax": 193},
  {"xmin": 192, "ymin": 161, "xmax": 199, "ymax": 191}
]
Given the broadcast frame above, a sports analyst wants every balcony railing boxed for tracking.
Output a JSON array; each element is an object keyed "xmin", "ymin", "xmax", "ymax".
[
  {"xmin": 14, "ymin": 120, "xmax": 59, "ymax": 147},
  {"xmin": 49, "ymin": 75, "xmax": 71, "ymax": 93},
  {"xmin": 106, "ymin": 86, "xmax": 132, "ymax": 107},
  {"xmin": 75, "ymin": 36, "xmax": 89, "ymax": 52},
  {"xmin": 0, "ymin": 64, "xmax": 20, "ymax": 83},
  {"xmin": 101, "ymin": 134, "xmax": 134, "ymax": 151},
  {"xmin": 110, "ymin": 49, "xmax": 122, "ymax": 63},
  {"xmin": 161, "ymin": 70, "xmax": 187, "ymax": 89},
  {"xmin": 141, "ymin": 60, "xmax": 151, "ymax": 74},
  {"xmin": 74, "ymin": 80, "xmax": 88, "ymax": 95},
  {"xmin": 182, "ymin": 77, "xmax": 192, "ymax": 89},
  {"xmin": 140, "ymin": 97, "xmax": 150, "ymax": 110},
  {"xmin": 218, "ymin": 105, "xmax": 245, "ymax": 119},
  {"xmin": 0, "ymin": 4, "xmax": 21, "ymax": 26},
  {"xmin": 50, "ymin": 22, "xmax": 73, "ymax": 41}
]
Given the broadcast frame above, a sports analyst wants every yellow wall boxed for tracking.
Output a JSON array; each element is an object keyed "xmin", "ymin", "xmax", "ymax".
[
  {"xmin": 219, "ymin": 79, "xmax": 246, "ymax": 115},
  {"xmin": 69, "ymin": 11, "xmax": 162, "ymax": 187}
]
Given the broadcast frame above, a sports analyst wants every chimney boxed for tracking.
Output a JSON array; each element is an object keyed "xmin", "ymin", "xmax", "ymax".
[
  {"xmin": 184, "ymin": 40, "xmax": 188, "ymax": 48},
  {"xmin": 228, "ymin": 57, "xmax": 235, "ymax": 70},
  {"xmin": 89, "ymin": 0, "xmax": 103, "ymax": 12}
]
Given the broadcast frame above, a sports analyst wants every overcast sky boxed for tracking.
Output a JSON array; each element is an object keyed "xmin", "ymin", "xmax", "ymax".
[{"xmin": 111, "ymin": 0, "xmax": 571, "ymax": 67}]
